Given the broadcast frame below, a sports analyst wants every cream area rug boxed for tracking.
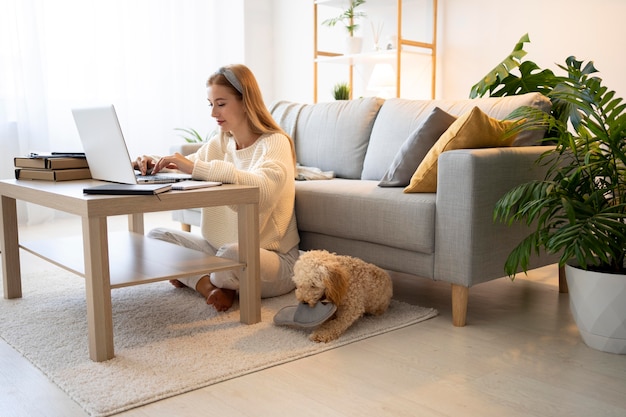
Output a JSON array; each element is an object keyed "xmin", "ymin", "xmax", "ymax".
[{"xmin": 0, "ymin": 268, "xmax": 437, "ymax": 417}]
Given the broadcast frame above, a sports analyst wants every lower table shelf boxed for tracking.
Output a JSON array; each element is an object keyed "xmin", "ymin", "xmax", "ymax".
[{"xmin": 20, "ymin": 231, "xmax": 244, "ymax": 289}]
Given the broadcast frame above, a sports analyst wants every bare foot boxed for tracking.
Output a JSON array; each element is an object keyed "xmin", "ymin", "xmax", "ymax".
[
  {"xmin": 194, "ymin": 276, "xmax": 236, "ymax": 312},
  {"xmin": 169, "ymin": 279, "xmax": 186, "ymax": 288},
  {"xmin": 206, "ymin": 288, "xmax": 236, "ymax": 312},
  {"xmin": 195, "ymin": 275, "xmax": 216, "ymax": 298}
]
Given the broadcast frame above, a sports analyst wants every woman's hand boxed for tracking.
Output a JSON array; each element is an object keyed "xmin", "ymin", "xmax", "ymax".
[
  {"xmin": 150, "ymin": 152, "xmax": 194, "ymax": 175},
  {"xmin": 134, "ymin": 155, "xmax": 156, "ymax": 175}
]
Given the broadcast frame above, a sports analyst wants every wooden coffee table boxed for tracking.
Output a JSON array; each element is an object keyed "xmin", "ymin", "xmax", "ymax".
[{"xmin": 0, "ymin": 179, "xmax": 260, "ymax": 362}]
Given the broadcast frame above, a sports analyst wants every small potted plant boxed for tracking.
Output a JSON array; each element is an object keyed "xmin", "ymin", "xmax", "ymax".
[
  {"xmin": 322, "ymin": 0, "xmax": 367, "ymax": 55},
  {"xmin": 332, "ymin": 82, "xmax": 351, "ymax": 100},
  {"xmin": 474, "ymin": 35, "xmax": 626, "ymax": 354}
]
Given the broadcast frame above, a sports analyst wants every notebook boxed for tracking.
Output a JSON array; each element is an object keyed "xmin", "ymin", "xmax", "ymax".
[
  {"xmin": 83, "ymin": 183, "xmax": 172, "ymax": 195},
  {"xmin": 71, "ymin": 105, "xmax": 192, "ymax": 184}
]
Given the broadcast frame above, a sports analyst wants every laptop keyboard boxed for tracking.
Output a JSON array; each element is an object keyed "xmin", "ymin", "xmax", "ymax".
[{"xmin": 135, "ymin": 172, "xmax": 190, "ymax": 183}]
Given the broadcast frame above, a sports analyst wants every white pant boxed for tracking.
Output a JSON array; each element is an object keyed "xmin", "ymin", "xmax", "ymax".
[{"xmin": 147, "ymin": 227, "xmax": 299, "ymax": 298}]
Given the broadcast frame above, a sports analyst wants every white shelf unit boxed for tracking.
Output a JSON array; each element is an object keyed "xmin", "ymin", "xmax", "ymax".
[{"xmin": 314, "ymin": 0, "xmax": 437, "ymax": 102}]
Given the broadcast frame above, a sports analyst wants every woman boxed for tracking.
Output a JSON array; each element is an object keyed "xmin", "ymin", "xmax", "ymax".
[{"xmin": 136, "ymin": 64, "xmax": 300, "ymax": 312}]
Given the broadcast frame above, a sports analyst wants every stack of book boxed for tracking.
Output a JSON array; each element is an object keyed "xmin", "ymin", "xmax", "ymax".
[{"xmin": 14, "ymin": 153, "xmax": 91, "ymax": 181}]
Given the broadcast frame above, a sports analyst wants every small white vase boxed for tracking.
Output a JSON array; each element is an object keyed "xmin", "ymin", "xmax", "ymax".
[
  {"xmin": 565, "ymin": 262, "xmax": 626, "ymax": 354},
  {"xmin": 344, "ymin": 36, "xmax": 363, "ymax": 55}
]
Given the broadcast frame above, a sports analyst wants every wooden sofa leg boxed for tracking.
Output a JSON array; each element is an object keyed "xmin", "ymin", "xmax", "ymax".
[
  {"xmin": 181, "ymin": 223, "xmax": 191, "ymax": 233},
  {"xmin": 558, "ymin": 265, "xmax": 568, "ymax": 293},
  {"xmin": 451, "ymin": 284, "xmax": 469, "ymax": 327}
]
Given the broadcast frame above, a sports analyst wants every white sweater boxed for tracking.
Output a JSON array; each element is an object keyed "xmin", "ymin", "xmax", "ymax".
[{"xmin": 187, "ymin": 132, "xmax": 299, "ymax": 253}]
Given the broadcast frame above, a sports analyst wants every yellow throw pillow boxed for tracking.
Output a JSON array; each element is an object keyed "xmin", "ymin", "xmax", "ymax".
[{"xmin": 404, "ymin": 106, "xmax": 516, "ymax": 193}]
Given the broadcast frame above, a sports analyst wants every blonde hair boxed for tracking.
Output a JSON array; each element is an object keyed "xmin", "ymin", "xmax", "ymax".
[{"xmin": 207, "ymin": 64, "xmax": 297, "ymax": 168}]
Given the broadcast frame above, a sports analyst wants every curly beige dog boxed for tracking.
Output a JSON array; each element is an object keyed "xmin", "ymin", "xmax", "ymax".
[{"xmin": 292, "ymin": 250, "xmax": 393, "ymax": 343}]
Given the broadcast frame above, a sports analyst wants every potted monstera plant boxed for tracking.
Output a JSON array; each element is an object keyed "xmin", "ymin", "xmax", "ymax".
[{"xmin": 473, "ymin": 35, "xmax": 626, "ymax": 354}]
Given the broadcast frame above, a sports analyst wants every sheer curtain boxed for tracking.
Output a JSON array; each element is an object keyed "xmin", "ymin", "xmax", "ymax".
[{"xmin": 0, "ymin": 0, "xmax": 234, "ymax": 224}]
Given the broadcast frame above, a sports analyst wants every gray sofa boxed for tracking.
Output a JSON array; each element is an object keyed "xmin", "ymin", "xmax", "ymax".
[{"xmin": 171, "ymin": 92, "xmax": 558, "ymax": 326}]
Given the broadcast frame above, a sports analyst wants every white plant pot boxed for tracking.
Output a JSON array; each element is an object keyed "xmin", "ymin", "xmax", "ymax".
[
  {"xmin": 344, "ymin": 36, "xmax": 363, "ymax": 55},
  {"xmin": 565, "ymin": 262, "xmax": 626, "ymax": 354}
]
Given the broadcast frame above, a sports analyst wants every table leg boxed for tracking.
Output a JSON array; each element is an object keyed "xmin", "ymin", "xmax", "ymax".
[
  {"xmin": 1, "ymin": 195, "xmax": 21, "ymax": 299},
  {"xmin": 237, "ymin": 202, "xmax": 260, "ymax": 324},
  {"xmin": 127, "ymin": 213, "xmax": 144, "ymax": 234},
  {"xmin": 82, "ymin": 216, "xmax": 115, "ymax": 361}
]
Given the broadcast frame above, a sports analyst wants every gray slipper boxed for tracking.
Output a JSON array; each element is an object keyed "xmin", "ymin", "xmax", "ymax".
[{"xmin": 274, "ymin": 301, "xmax": 337, "ymax": 329}]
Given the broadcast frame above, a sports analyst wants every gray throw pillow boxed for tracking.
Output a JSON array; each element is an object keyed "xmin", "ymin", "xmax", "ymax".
[{"xmin": 378, "ymin": 107, "xmax": 457, "ymax": 187}]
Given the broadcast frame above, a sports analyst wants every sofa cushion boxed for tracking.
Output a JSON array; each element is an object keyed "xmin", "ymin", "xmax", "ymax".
[
  {"xmin": 269, "ymin": 100, "xmax": 306, "ymax": 140},
  {"xmin": 378, "ymin": 107, "xmax": 457, "ymax": 187},
  {"xmin": 362, "ymin": 92, "xmax": 551, "ymax": 180},
  {"xmin": 290, "ymin": 97, "xmax": 384, "ymax": 179},
  {"xmin": 295, "ymin": 179, "xmax": 436, "ymax": 254},
  {"xmin": 404, "ymin": 106, "xmax": 516, "ymax": 193}
]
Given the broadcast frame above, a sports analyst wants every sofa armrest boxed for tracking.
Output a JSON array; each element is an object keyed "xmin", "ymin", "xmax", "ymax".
[
  {"xmin": 169, "ymin": 143, "xmax": 203, "ymax": 156},
  {"xmin": 434, "ymin": 146, "xmax": 557, "ymax": 287}
]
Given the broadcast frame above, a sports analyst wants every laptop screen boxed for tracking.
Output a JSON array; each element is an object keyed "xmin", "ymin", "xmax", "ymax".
[
  {"xmin": 72, "ymin": 105, "xmax": 191, "ymax": 184},
  {"xmin": 72, "ymin": 105, "xmax": 145, "ymax": 184}
]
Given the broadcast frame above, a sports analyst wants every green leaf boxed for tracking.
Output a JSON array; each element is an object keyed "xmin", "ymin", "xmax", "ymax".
[
  {"xmin": 482, "ymin": 37, "xmax": 626, "ymax": 274},
  {"xmin": 469, "ymin": 33, "xmax": 530, "ymax": 98},
  {"xmin": 174, "ymin": 127, "xmax": 209, "ymax": 143}
]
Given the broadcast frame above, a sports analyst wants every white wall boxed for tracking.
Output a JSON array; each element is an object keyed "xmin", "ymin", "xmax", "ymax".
[
  {"xmin": 243, "ymin": 0, "xmax": 276, "ymax": 102},
  {"xmin": 438, "ymin": 0, "xmax": 626, "ymax": 100},
  {"xmin": 271, "ymin": 0, "xmax": 313, "ymax": 104},
  {"xmin": 270, "ymin": 0, "xmax": 626, "ymax": 102}
]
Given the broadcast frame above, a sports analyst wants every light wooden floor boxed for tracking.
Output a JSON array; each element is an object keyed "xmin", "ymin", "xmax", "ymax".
[{"xmin": 1, "ymin": 212, "xmax": 625, "ymax": 417}]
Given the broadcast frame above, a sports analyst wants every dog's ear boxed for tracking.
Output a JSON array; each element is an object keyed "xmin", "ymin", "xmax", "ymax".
[{"xmin": 323, "ymin": 263, "xmax": 348, "ymax": 304}]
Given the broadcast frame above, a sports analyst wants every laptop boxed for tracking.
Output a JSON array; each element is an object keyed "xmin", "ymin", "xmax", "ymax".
[{"xmin": 71, "ymin": 105, "xmax": 192, "ymax": 184}]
